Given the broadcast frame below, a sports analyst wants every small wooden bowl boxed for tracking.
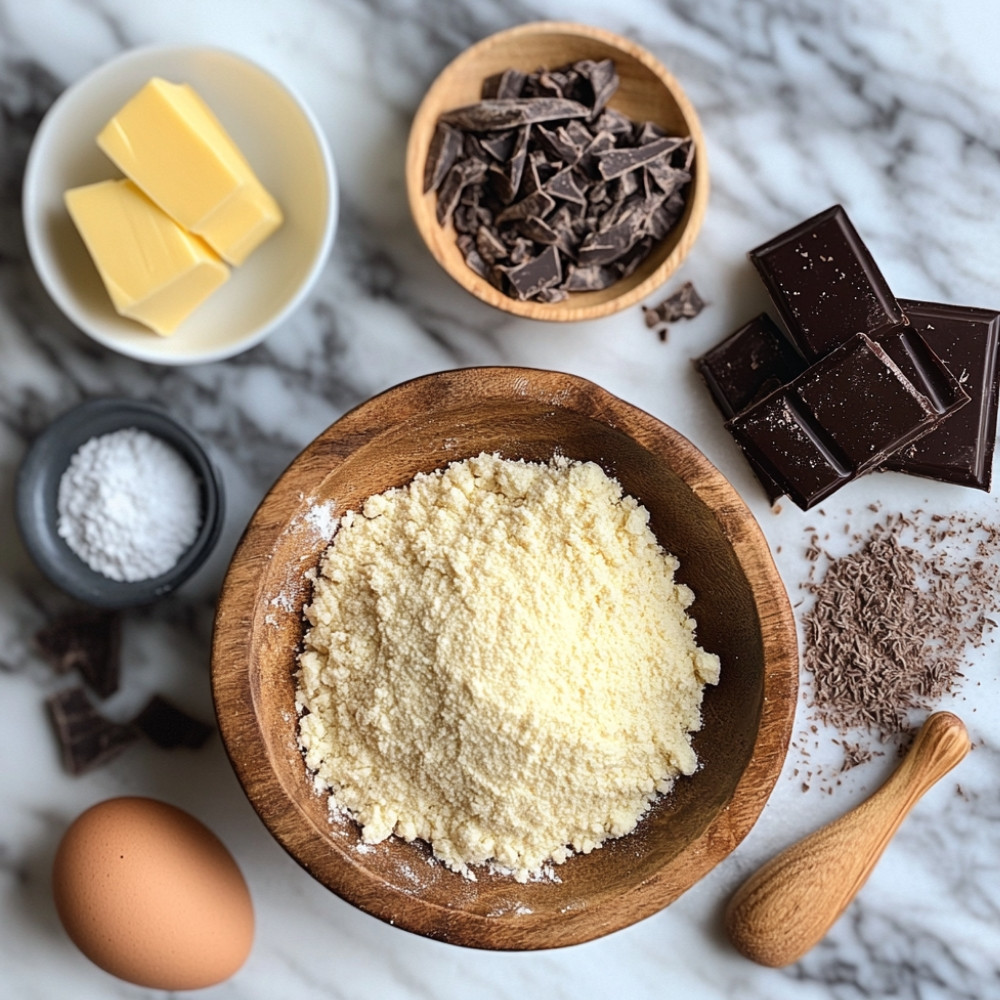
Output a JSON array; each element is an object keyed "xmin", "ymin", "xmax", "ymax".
[
  {"xmin": 405, "ymin": 22, "xmax": 709, "ymax": 321},
  {"xmin": 211, "ymin": 368, "xmax": 796, "ymax": 950}
]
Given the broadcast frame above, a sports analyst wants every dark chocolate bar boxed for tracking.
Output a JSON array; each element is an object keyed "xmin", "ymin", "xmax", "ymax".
[
  {"xmin": 727, "ymin": 334, "xmax": 943, "ymax": 509},
  {"xmin": 132, "ymin": 695, "xmax": 213, "ymax": 750},
  {"xmin": 696, "ymin": 313, "xmax": 807, "ymax": 417},
  {"xmin": 35, "ymin": 610, "xmax": 121, "ymax": 698},
  {"xmin": 749, "ymin": 205, "xmax": 906, "ymax": 359},
  {"xmin": 882, "ymin": 300, "xmax": 1000, "ymax": 489},
  {"xmin": 695, "ymin": 314, "xmax": 807, "ymax": 503},
  {"xmin": 47, "ymin": 686, "xmax": 138, "ymax": 775}
]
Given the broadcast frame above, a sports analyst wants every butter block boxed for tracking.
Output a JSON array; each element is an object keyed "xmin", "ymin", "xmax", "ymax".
[
  {"xmin": 65, "ymin": 179, "xmax": 230, "ymax": 337},
  {"xmin": 97, "ymin": 78, "xmax": 282, "ymax": 265}
]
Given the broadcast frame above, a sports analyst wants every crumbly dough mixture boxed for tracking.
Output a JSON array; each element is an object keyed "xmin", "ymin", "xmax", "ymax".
[{"xmin": 296, "ymin": 453, "xmax": 720, "ymax": 881}]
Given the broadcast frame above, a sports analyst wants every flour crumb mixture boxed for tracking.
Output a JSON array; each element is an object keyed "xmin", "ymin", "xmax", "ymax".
[{"xmin": 296, "ymin": 453, "xmax": 720, "ymax": 882}]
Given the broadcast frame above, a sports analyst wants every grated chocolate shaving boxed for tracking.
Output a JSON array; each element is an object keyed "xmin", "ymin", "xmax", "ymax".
[{"xmin": 800, "ymin": 511, "xmax": 1000, "ymax": 740}]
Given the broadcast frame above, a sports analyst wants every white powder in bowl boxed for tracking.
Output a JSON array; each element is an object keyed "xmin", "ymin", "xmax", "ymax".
[
  {"xmin": 57, "ymin": 427, "xmax": 202, "ymax": 582},
  {"xmin": 296, "ymin": 452, "xmax": 720, "ymax": 882}
]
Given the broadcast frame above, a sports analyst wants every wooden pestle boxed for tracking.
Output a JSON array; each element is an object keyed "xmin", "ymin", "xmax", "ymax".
[{"xmin": 725, "ymin": 711, "xmax": 971, "ymax": 968}]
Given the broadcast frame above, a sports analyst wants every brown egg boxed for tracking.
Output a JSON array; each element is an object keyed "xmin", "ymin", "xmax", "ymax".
[{"xmin": 52, "ymin": 796, "xmax": 254, "ymax": 990}]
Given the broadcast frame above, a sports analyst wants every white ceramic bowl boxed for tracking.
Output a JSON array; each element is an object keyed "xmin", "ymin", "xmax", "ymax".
[{"xmin": 23, "ymin": 45, "xmax": 337, "ymax": 365}]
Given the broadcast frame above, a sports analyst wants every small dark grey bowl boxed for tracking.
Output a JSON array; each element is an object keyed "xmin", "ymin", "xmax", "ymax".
[{"xmin": 16, "ymin": 398, "xmax": 225, "ymax": 608}]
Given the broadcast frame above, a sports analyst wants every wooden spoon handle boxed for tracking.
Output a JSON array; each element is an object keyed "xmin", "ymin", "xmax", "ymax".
[{"xmin": 725, "ymin": 712, "xmax": 970, "ymax": 968}]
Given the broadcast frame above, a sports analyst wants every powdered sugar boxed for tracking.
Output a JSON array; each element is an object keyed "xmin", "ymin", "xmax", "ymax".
[{"xmin": 57, "ymin": 428, "xmax": 202, "ymax": 582}]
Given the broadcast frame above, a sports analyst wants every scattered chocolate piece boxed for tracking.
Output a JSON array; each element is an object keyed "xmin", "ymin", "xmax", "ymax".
[
  {"xmin": 426, "ymin": 59, "xmax": 694, "ymax": 302},
  {"xmin": 748, "ymin": 204, "xmax": 906, "ymax": 360},
  {"xmin": 881, "ymin": 300, "xmax": 1000, "ymax": 490},
  {"xmin": 643, "ymin": 280, "xmax": 706, "ymax": 328},
  {"xmin": 727, "ymin": 334, "xmax": 942, "ymax": 509},
  {"xmin": 46, "ymin": 686, "xmax": 138, "ymax": 775},
  {"xmin": 35, "ymin": 610, "xmax": 121, "ymax": 698},
  {"xmin": 132, "ymin": 695, "xmax": 213, "ymax": 750}
]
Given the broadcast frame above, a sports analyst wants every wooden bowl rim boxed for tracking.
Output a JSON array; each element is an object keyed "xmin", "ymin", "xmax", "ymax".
[
  {"xmin": 211, "ymin": 367, "xmax": 797, "ymax": 949},
  {"xmin": 405, "ymin": 21, "xmax": 710, "ymax": 322}
]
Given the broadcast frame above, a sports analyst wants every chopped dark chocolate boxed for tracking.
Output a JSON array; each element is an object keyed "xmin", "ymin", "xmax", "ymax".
[
  {"xmin": 643, "ymin": 280, "xmax": 706, "ymax": 328},
  {"xmin": 47, "ymin": 686, "xmax": 138, "ymax": 775},
  {"xmin": 881, "ymin": 300, "xmax": 1000, "ymax": 489},
  {"xmin": 439, "ymin": 97, "xmax": 590, "ymax": 131},
  {"xmin": 132, "ymin": 695, "xmax": 213, "ymax": 750},
  {"xmin": 749, "ymin": 204, "xmax": 906, "ymax": 359},
  {"xmin": 501, "ymin": 244, "xmax": 563, "ymax": 300},
  {"xmin": 565, "ymin": 263, "xmax": 621, "ymax": 292},
  {"xmin": 423, "ymin": 121, "xmax": 464, "ymax": 194},
  {"xmin": 727, "ymin": 334, "xmax": 943, "ymax": 509},
  {"xmin": 35, "ymin": 610, "xmax": 121, "ymax": 698},
  {"xmin": 425, "ymin": 58, "xmax": 694, "ymax": 302},
  {"xmin": 481, "ymin": 68, "xmax": 527, "ymax": 100},
  {"xmin": 594, "ymin": 135, "xmax": 685, "ymax": 181},
  {"xmin": 578, "ymin": 58, "xmax": 619, "ymax": 118}
]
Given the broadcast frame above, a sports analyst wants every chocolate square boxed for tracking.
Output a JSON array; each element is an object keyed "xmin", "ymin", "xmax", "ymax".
[
  {"xmin": 882, "ymin": 300, "xmax": 1000, "ymax": 489},
  {"xmin": 749, "ymin": 205, "xmax": 906, "ymax": 360},
  {"xmin": 728, "ymin": 334, "xmax": 941, "ymax": 509}
]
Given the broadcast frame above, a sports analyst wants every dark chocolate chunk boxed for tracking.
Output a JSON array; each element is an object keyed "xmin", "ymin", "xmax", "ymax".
[
  {"xmin": 47, "ymin": 686, "xmax": 138, "ymax": 775},
  {"xmin": 489, "ymin": 125, "xmax": 529, "ymax": 204},
  {"xmin": 643, "ymin": 281, "xmax": 706, "ymax": 328},
  {"xmin": 435, "ymin": 158, "xmax": 488, "ymax": 226},
  {"xmin": 565, "ymin": 263, "xmax": 620, "ymax": 292},
  {"xmin": 495, "ymin": 188, "xmax": 556, "ymax": 226},
  {"xmin": 749, "ymin": 204, "xmax": 906, "ymax": 360},
  {"xmin": 35, "ymin": 610, "xmax": 121, "ymax": 698},
  {"xmin": 727, "ymin": 334, "xmax": 942, "ymax": 509},
  {"xmin": 501, "ymin": 244, "xmax": 563, "ymax": 300},
  {"xmin": 423, "ymin": 122, "xmax": 464, "ymax": 194},
  {"xmin": 577, "ymin": 58, "xmax": 619, "ymax": 117},
  {"xmin": 881, "ymin": 300, "xmax": 1000, "ymax": 489},
  {"xmin": 481, "ymin": 68, "xmax": 527, "ymax": 100},
  {"xmin": 646, "ymin": 159, "xmax": 691, "ymax": 198},
  {"xmin": 577, "ymin": 216, "xmax": 643, "ymax": 266},
  {"xmin": 594, "ymin": 136, "xmax": 682, "ymax": 181},
  {"xmin": 479, "ymin": 129, "xmax": 518, "ymax": 162},
  {"xmin": 440, "ymin": 98, "xmax": 590, "ymax": 131},
  {"xmin": 132, "ymin": 695, "xmax": 213, "ymax": 750},
  {"xmin": 476, "ymin": 225, "xmax": 508, "ymax": 265},
  {"xmin": 544, "ymin": 166, "xmax": 588, "ymax": 206}
]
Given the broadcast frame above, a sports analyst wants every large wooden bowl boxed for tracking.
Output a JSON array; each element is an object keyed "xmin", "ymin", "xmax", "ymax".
[
  {"xmin": 405, "ymin": 22, "xmax": 709, "ymax": 321},
  {"xmin": 211, "ymin": 367, "xmax": 796, "ymax": 950}
]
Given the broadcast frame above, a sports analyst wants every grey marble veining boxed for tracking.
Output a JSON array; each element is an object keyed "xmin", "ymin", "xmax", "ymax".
[{"xmin": 1, "ymin": 0, "xmax": 1000, "ymax": 997}]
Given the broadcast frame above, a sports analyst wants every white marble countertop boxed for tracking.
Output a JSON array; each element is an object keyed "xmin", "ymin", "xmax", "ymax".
[{"xmin": 2, "ymin": 0, "xmax": 999, "ymax": 997}]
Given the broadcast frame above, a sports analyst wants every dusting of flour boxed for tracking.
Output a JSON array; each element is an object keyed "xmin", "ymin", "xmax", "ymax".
[{"xmin": 295, "ymin": 452, "xmax": 720, "ymax": 882}]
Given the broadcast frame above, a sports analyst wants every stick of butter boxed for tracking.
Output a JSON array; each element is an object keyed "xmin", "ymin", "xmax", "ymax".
[
  {"xmin": 65, "ymin": 179, "xmax": 230, "ymax": 337},
  {"xmin": 97, "ymin": 78, "xmax": 283, "ymax": 266}
]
